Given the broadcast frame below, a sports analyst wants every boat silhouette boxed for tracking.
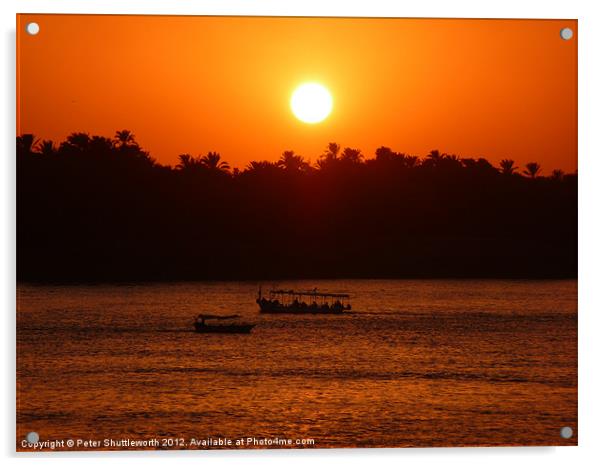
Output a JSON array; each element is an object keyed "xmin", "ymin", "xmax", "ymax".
[
  {"xmin": 194, "ymin": 314, "xmax": 255, "ymax": 333},
  {"xmin": 256, "ymin": 288, "xmax": 351, "ymax": 314}
]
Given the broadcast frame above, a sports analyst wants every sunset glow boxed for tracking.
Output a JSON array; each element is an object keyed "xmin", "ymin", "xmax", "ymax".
[
  {"xmin": 290, "ymin": 83, "xmax": 333, "ymax": 124},
  {"xmin": 16, "ymin": 15, "xmax": 577, "ymax": 172}
]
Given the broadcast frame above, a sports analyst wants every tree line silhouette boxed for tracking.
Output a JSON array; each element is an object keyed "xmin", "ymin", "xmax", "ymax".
[{"xmin": 17, "ymin": 131, "xmax": 576, "ymax": 281}]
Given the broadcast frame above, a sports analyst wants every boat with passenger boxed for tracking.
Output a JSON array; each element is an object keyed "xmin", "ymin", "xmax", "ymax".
[
  {"xmin": 256, "ymin": 288, "xmax": 351, "ymax": 314},
  {"xmin": 194, "ymin": 314, "xmax": 255, "ymax": 333}
]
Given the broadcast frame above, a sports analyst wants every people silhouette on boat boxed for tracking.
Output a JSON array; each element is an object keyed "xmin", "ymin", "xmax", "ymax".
[{"xmin": 256, "ymin": 288, "xmax": 351, "ymax": 313}]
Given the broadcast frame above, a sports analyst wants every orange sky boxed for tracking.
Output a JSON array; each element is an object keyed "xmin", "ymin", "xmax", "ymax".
[{"xmin": 17, "ymin": 15, "xmax": 577, "ymax": 173}]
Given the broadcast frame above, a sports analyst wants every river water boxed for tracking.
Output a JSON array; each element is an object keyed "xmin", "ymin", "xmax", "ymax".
[{"xmin": 16, "ymin": 279, "xmax": 577, "ymax": 450}]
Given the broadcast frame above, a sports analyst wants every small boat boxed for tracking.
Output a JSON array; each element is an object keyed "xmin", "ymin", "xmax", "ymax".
[
  {"xmin": 256, "ymin": 288, "xmax": 351, "ymax": 314},
  {"xmin": 194, "ymin": 314, "xmax": 255, "ymax": 334}
]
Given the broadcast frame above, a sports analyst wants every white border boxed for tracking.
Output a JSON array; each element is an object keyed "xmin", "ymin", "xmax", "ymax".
[{"xmin": 3, "ymin": 1, "xmax": 602, "ymax": 465}]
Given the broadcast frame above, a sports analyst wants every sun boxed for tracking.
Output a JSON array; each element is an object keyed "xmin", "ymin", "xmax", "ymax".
[{"xmin": 290, "ymin": 83, "xmax": 333, "ymax": 124}]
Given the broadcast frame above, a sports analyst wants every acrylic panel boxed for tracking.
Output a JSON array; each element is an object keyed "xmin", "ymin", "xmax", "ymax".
[{"xmin": 16, "ymin": 15, "xmax": 577, "ymax": 451}]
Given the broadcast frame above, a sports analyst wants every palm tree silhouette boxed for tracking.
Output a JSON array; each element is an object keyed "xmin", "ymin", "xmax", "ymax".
[
  {"xmin": 278, "ymin": 150, "xmax": 310, "ymax": 172},
  {"xmin": 499, "ymin": 159, "xmax": 518, "ymax": 175},
  {"xmin": 422, "ymin": 149, "xmax": 442, "ymax": 168},
  {"xmin": 374, "ymin": 147, "xmax": 420, "ymax": 168},
  {"xmin": 200, "ymin": 151, "xmax": 230, "ymax": 172},
  {"xmin": 404, "ymin": 155, "xmax": 420, "ymax": 168},
  {"xmin": 375, "ymin": 146, "xmax": 396, "ymax": 162},
  {"xmin": 114, "ymin": 130, "xmax": 136, "ymax": 149},
  {"xmin": 64, "ymin": 132, "xmax": 91, "ymax": 151},
  {"xmin": 176, "ymin": 153, "xmax": 200, "ymax": 171},
  {"xmin": 524, "ymin": 162, "xmax": 541, "ymax": 179},
  {"xmin": 551, "ymin": 169, "xmax": 565, "ymax": 181},
  {"xmin": 317, "ymin": 142, "xmax": 340, "ymax": 169},
  {"xmin": 245, "ymin": 160, "xmax": 278, "ymax": 172},
  {"xmin": 16, "ymin": 130, "xmax": 577, "ymax": 283},
  {"xmin": 340, "ymin": 147, "xmax": 364, "ymax": 164},
  {"xmin": 17, "ymin": 134, "xmax": 38, "ymax": 156},
  {"xmin": 324, "ymin": 142, "xmax": 340, "ymax": 160},
  {"xmin": 441, "ymin": 154, "xmax": 462, "ymax": 169},
  {"xmin": 37, "ymin": 140, "xmax": 56, "ymax": 157}
]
